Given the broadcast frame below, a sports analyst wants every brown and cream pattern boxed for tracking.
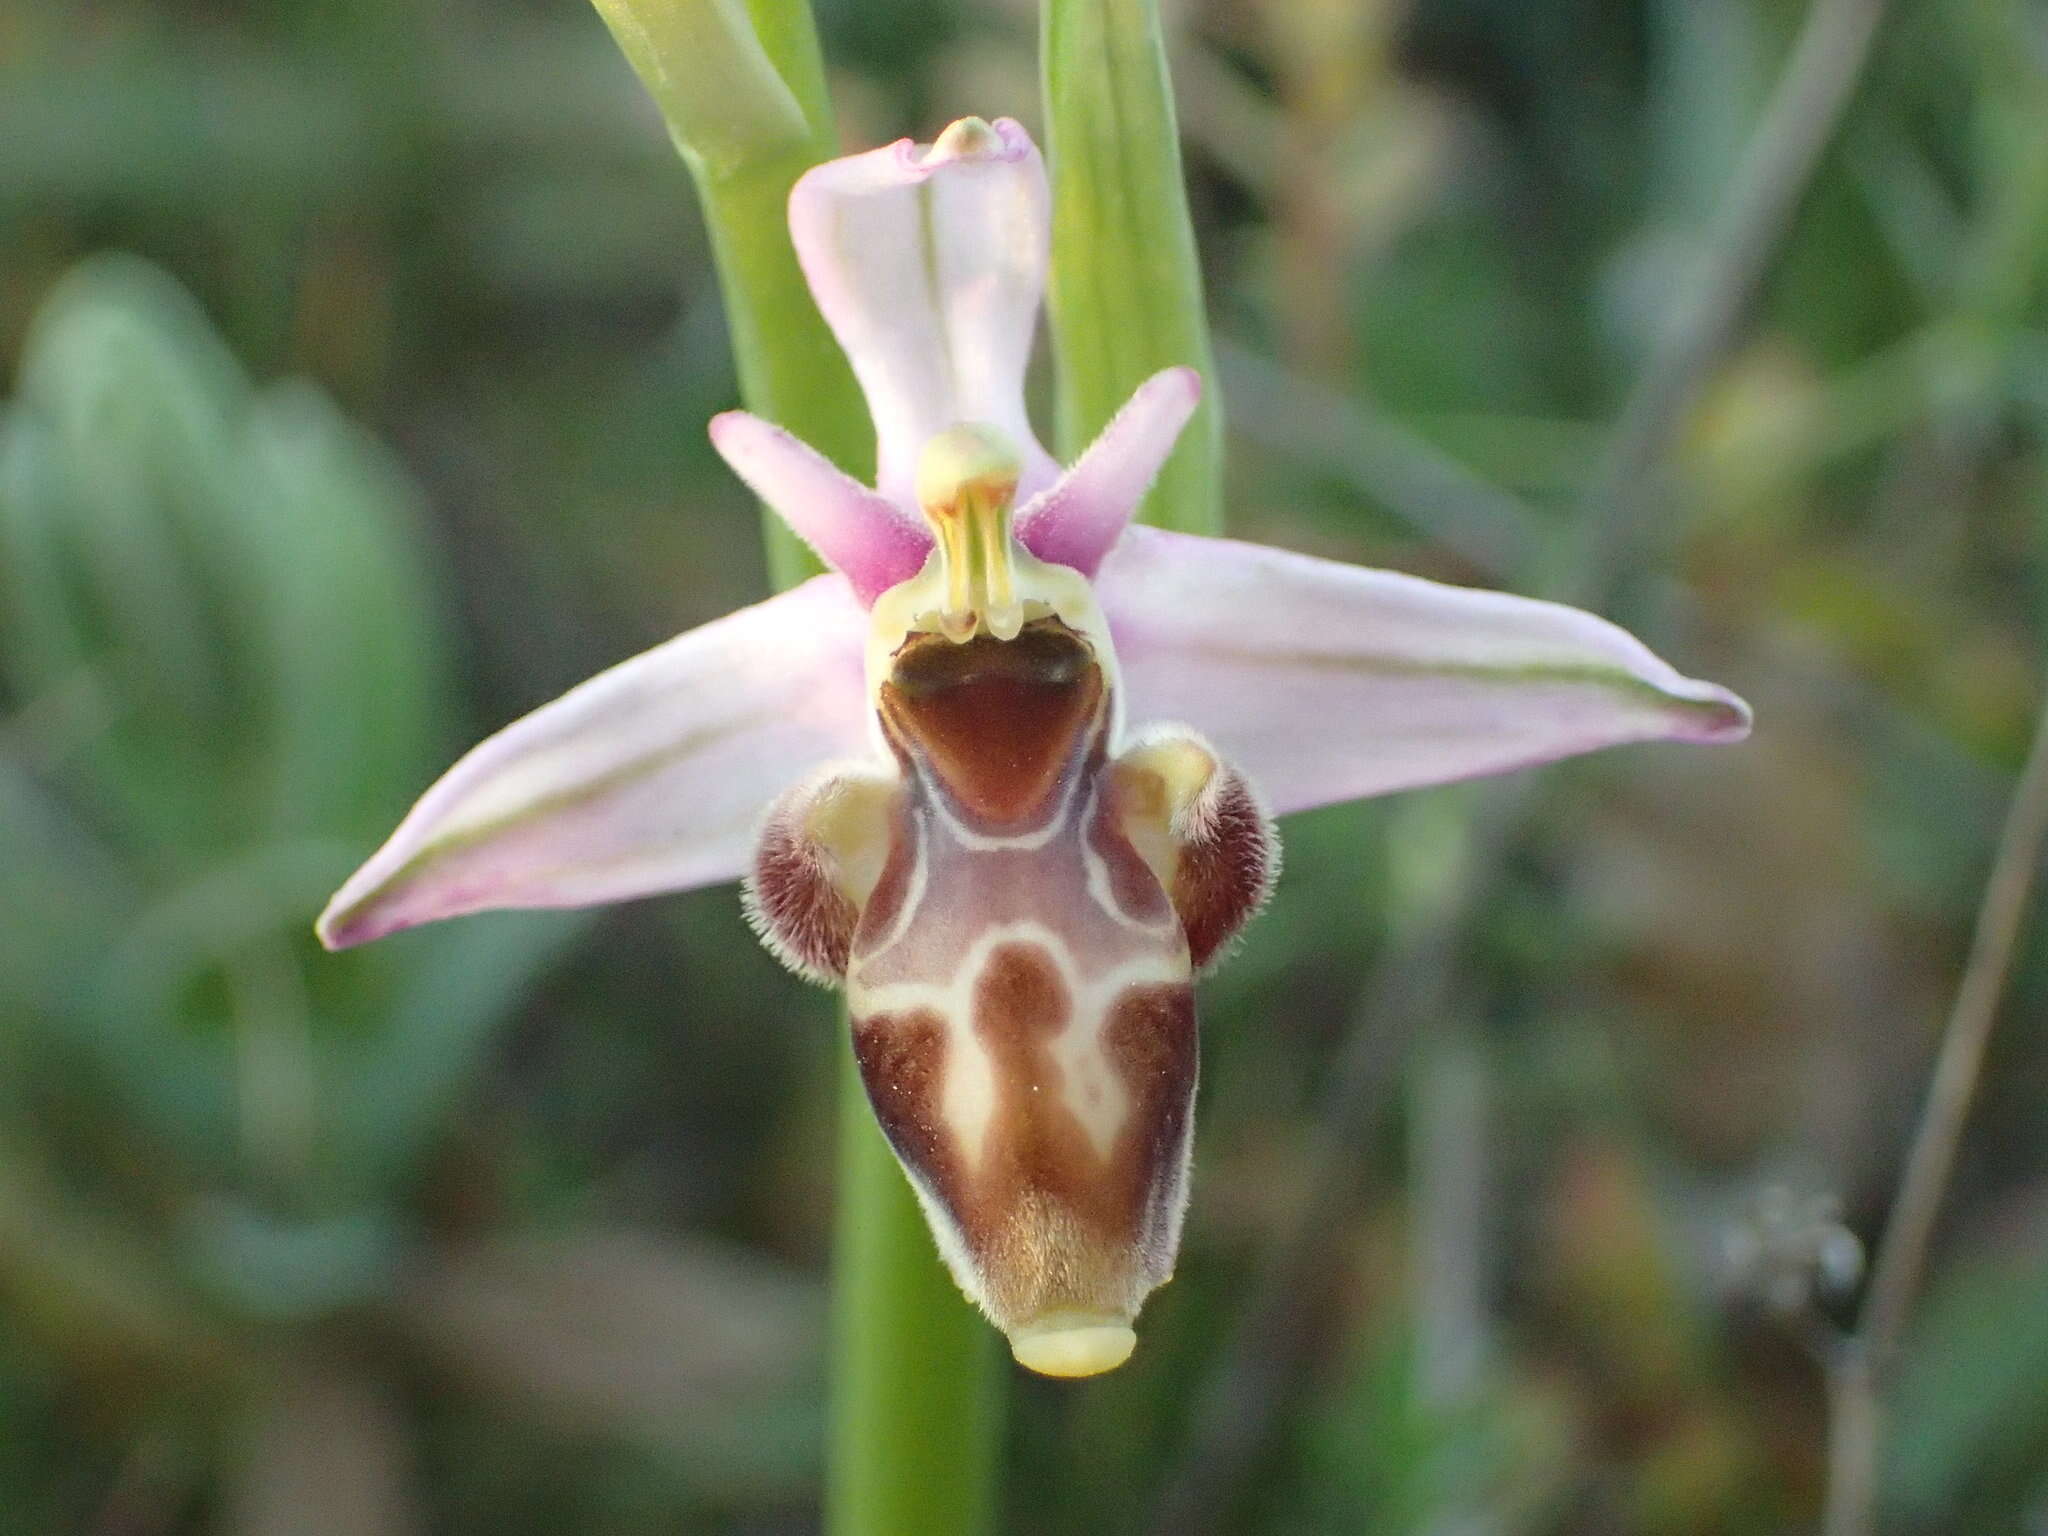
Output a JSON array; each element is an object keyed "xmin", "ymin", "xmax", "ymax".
[{"xmin": 750, "ymin": 612, "xmax": 1273, "ymax": 1376}]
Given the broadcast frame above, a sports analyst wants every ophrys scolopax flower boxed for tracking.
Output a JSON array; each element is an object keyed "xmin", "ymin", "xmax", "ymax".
[{"xmin": 319, "ymin": 117, "xmax": 1749, "ymax": 1377}]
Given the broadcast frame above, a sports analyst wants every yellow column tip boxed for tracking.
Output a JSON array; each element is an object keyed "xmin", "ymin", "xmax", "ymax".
[{"xmin": 1008, "ymin": 1317, "xmax": 1137, "ymax": 1379}]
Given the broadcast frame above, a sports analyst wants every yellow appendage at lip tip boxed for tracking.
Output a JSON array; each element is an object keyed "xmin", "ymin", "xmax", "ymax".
[
  {"xmin": 915, "ymin": 423, "xmax": 1026, "ymax": 643},
  {"xmin": 1006, "ymin": 1315, "xmax": 1139, "ymax": 1378}
]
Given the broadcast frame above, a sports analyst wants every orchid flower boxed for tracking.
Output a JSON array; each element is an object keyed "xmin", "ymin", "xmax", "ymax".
[{"xmin": 318, "ymin": 116, "xmax": 1749, "ymax": 1378}]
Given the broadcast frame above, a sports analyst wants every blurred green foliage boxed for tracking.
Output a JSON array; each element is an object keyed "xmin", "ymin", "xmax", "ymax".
[
  {"xmin": 0, "ymin": 259, "xmax": 823, "ymax": 1532},
  {"xmin": 0, "ymin": 255, "xmax": 564, "ymax": 1213},
  {"xmin": 4, "ymin": 0, "xmax": 2048, "ymax": 1531}
]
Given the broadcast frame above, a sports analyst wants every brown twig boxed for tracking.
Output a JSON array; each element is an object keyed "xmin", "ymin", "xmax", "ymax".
[
  {"xmin": 1819, "ymin": 691, "xmax": 2048, "ymax": 1536},
  {"xmin": 1151, "ymin": 1, "xmax": 1887, "ymax": 1526}
]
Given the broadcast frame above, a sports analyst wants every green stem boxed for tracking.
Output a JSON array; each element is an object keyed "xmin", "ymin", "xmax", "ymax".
[
  {"xmin": 689, "ymin": 153, "xmax": 866, "ymax": 584},
  {"xmin": 585, "ymin": 1, "xmax": 1004, "ymax": 1526},
  {"xmin": 830, "ymin": 1044, "xmax": 1004, "ymax": 1535},
  {"xmin": 1042, "ymin": 0, "xmax": 1222, "ymax": 535}
]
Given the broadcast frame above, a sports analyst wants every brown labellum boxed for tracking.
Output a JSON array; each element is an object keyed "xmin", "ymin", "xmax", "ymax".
[{"xmin": 748, "ymin": 618, "xmax": 1274, "ymax": 1377}]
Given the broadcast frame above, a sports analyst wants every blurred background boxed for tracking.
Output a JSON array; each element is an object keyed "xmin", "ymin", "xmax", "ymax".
[{"xmin": 4, "ymin": 0, "xmax": 2047, "ymax": 1530}]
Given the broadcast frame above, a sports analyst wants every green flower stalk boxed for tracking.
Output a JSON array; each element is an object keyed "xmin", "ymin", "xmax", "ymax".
[
  {"xmin": 588, "ymin": 0, "xmax": 866, "ymax": 580},
  {"xmin": 578, "ymin": 1, "xmax": 1001, "ymax": 1528},
  {"xmin": 1042, "ymin": 0, "xmax": 1222, "ymax": 537}
]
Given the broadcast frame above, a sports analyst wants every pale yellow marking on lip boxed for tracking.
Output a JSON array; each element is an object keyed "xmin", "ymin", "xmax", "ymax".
[
  {"xmin": 1109, "ymin": 732, "xmax": 1220, "ymax": 890},
  {"xmin": 941, "ymin": 1002, "xmax": 998, "ymax": 1175},
  {"xmin": 1043, "ymin": 991, "xmax": 1129, "ymax": 1161},
  {"xmin": 856, "ymin": 923, "xmax": 1183, "ymax": 1171},
  {"xmin": 1008, "ymin": 1314, "xmax": 1138, "ymax": 1378}
]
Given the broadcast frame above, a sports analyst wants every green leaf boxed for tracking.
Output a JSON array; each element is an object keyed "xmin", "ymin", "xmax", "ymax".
[
  {"xmin": 1041, "ymin": 0, "xmax": 1222, "ymax": 536},
  {"xmin": 588, "ymin": 0, "xmax": 810, "ymax": 176},
  {"xmin": 329, "ymin": 911, "xmax": 588, "ymax": 1196},
  {"xmin": 2, "ymin": 258, "xmax": 254, "ymax": 857},
  {"xmin": 588, "ymin": 0, "xmax": 866, "ymax": 591},
  {"xmin": 2, "ymin": 256, "xmax": 557, "ymax": 1206},
  {"xmin": 238, "ymin": 383, "xmax": 447, "ymax": 847},
  {"xmin": 0, "ymin": 719, "xmax": 139, "ymax": 1023}
]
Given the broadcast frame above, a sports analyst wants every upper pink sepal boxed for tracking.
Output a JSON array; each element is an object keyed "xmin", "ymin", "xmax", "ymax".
[
  {"xmin": 709, "ymin": 411, "xmax": 931, "ymax": 605},
  {"xmin": 788, "ymin": 116, "xmax": 1060, "ymax": 512},
  {"xmin": 315, "ymin": 575, "xmax": 872, "ymax": 949},
  {"xmin": 1014, "ymin": 367, "xmax": 1202, "ymax": 578},
  {"xmin": 1095, "ymin": 526, "xmax": 1751, "ymax": 818}
]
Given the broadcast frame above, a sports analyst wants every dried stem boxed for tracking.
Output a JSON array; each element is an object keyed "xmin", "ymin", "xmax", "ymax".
[
  {"xmin": 1820, "ymin": 689, "xmax": 2048, "ymax": 1536},
  {"xmin": 1152, "ymin": 0, "xmax": 1886, "ymax": 1526}
]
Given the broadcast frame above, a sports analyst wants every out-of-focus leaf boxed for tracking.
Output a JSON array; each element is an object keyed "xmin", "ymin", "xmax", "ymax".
[
  {"xmin": 3, "ymin": 257, "xmax": 573, "ymax": 1201},
  {"xmin": 239, "ymin": 384, "xmax": 447, "ymax": 848},
  {"xmin": 1361, "ymin": 216, "xmax": 1553, "ymax": 416},
  {"xmin": 329, "ymin": 910, "xmax": 589, "ymax": 1197},
  {"xmin": 0, "ymin": 752, "xmax": 137, "ymax": 1020},
  {"xmin": 81, "ymin": 843, "xmax": 347, "ymax": 1175},
  {"xmin": 0, "ymin": 1322, "xmax": 121, "ymax": 1535},
  {"xmin": 0, "ymin": 1133, "xmax": 237, "ymax": 1386},
  {"xmin": 180, "ymin": 1201, "xmax": 403, "ymax": 1324},
  {"xmin": 1, "ymin": 258, "xmax": 252, "ymax": 857},
  {"xmin": 1646, "ymin": 0, "xmax": 1767, "ymax": 227},
  {"xmin": 3, "ymin": 257, "xmax": 453, "ymax": 861},
  {"xmin": 1540, "ymin": 1137, "xmax": 1709, "ymax": 1400},
  {"xmin": 1214, "ymin": 339, "xmax": 1540, "ymax": 576}
]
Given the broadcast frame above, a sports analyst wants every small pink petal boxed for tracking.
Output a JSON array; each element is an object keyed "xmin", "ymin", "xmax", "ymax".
[
  {"xmin": 789, "ymin": 117, "xmax": 1060, "ymax": 511},
  {"xmin": 1015, "ymin": 368, "xmax": 1201, "ymax": 576},
  {"xmin": 316, "ymin": 575, "xmax": 872, "ymax": 949},
  {"xmin": 1096, "ymin": 526, "xmax": 1751, "ymax": 817},
  {"xmin": 710, "ymin": 412, "xmax": 931, "ymax": 605}
]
